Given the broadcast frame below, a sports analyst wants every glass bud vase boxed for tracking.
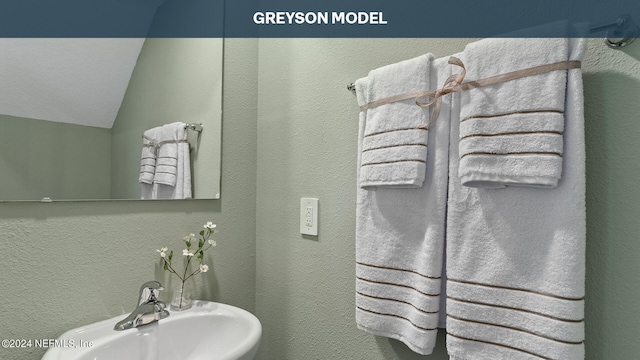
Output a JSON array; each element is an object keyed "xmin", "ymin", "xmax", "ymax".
[{"xmin": 170, "ymin": 280, "xmax": 193, "ymax": 311}]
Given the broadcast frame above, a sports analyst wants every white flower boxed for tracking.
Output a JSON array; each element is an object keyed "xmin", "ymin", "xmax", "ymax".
[
  {"xmin": 156, "ymin": 247, "xmax": 168, "ymax": 258},
  {"xmin": 199, "ymin": 264, "xmax": 209, "ymax": 273},
  {"xmin": 183, "ymin": 233, "xmax": 196, "ymax": 242},
  {"xmin": 182, "ymin": 249, "xmax": 194, "ymax": 257},
  {"xmin": 208, "ymin": 239, "xmax": 217, "ymax": 247},
  {"xmin": 204, "ymin": 222, "xmax": 217, "ymax": 230}
]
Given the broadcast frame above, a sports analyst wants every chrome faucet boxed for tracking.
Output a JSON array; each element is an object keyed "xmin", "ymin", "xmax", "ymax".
[{"xmin": 114, "ymin": 281, "xmax": 170, "ymax": 331}]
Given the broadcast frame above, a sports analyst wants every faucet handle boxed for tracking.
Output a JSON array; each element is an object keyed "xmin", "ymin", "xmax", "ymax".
[{"xmin": 138, "ymin": 281, "xmax": 164, "ymax": 306}]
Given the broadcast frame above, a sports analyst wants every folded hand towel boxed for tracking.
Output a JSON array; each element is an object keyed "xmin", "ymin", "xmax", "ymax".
[
  {"xmin": 154, "ymin": 123, "xmax": 185, "ymax": 186},
  {"xmin": 142, "ymin": 122, "xmax": 192, "ymax": 200},
  {"xmin": 139, "ymin": 127, "xmax": 161, "ymax": 185},
  {"xmin": 355, "ymin": 56, "xmax": 451, "ymax": 355},
  {"xmin": 446, "ymin": 35, "xmax": 586, "ymax": 360},
  {"xmin": 359, "ymin": 54, "xmax": 434, "ymax": 189},
  {"xmin": 458, "ymin": 32, "xmax": 570, "ymax": 188}
]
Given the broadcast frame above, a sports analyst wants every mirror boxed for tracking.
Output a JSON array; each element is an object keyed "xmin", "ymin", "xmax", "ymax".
[
  {"xmin": 0, "ymin": 3, "xmax": 223, "ymax": 201},
  {"xmin": 110, "ymin": 37, "xmax": 223, "ymax": 200}
]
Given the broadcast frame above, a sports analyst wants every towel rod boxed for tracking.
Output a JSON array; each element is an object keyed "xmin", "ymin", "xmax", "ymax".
[
  {"xmin": 184, "ymin": 123, "xmax": 203, "ymax": 132},
  {"xmin": 347, "ymin": 83, "xmax": 356, "ymax": 95},
  {"xmin": 591, "ymin": 14, "xmax": 638, "ymax": 48},
  {"xmin": 346, "ymin": 14, "xmax": 637, "ymax": 94}
]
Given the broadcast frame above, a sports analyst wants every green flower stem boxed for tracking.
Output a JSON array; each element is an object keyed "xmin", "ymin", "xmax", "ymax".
[
  {"xmin": 178, "ymin": 254, "xmax": 196, "ymax": 309},
  {"xmin": 178, "ymin": 279, "xmax": 186, "ymax": 309},
  {"xmin": 163, "ymin": 261, "xmax": 184, "ymax": 281},
  {"xmin": 182, "ymin": 255, "xmax": 193, "ymax": 280},
  {"xmin": 183, "ymin": 269, "xmax": 201, "ymax": 282}
]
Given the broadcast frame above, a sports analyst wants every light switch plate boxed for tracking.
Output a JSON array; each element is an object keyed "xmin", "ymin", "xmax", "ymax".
[{"xmin": 300, "ymin": 198, "xmax": 318, "ymax": 236}]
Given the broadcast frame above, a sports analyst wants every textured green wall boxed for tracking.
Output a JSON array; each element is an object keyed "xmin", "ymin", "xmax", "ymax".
[
  {"xmin": 0, "ymin": 115, "xmax": 111, "ymax": 201},
  {"xmin": 0, "ymin": 38, "xmax": 258, "ymax": 360},
  {"xmin": 582, "ymin": 41, "xmax": 640, "ymax": 358},
  {"xmin": 254, "ymin": 38, "xmax": 640, "ymax": 359}
]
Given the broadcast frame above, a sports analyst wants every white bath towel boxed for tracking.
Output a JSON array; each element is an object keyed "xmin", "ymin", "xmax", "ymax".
[
  {"xmin": 355, "ymin": 56, "xmax": 451, "ymax": 355},
  {"xmin": 139, "ymin": 126, "xmax": 161, "ymax": 185},
  {"xmin": 359, "ymin": 54, "xmax": 434, "ymax": 189},
  {"xmin": 458, "ymin": 33, "xmax": 571, "ymax": 188},
  {"xmin": 142, "ymin": 122, "xmax": 192, "ymax": 200},
  {"xmin": 154, "ymin": 122, "xmax": 186, "ymax": 186},
  {"xmin": 445, "ymin": 35, "xmax": 586, "ymax": 360}
]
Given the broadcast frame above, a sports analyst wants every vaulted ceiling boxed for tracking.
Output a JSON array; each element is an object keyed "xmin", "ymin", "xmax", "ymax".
[
  {"xmin": 0, "ymin": 38, "xmax": 145, "ymax": 128},
  {"xmin": 0, "ymin": 0, "xmax": 167, "ymax": 129}
]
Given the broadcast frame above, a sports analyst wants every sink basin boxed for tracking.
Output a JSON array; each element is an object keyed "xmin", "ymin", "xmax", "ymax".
[{"xmin": 42, "ymin": 301, "xmax": 261, "ymax": 360}]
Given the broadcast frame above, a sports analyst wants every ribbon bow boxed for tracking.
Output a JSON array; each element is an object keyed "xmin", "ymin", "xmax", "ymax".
[
  {"xmin": 414, "ymin": 56, "xmax": 466, "ymax": 129},
  {"xmin": 142, "ymin": 134, "xmax": 160, "ymax": 155}
]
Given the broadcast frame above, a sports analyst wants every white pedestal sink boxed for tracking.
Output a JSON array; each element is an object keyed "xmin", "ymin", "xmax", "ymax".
[{"xmin": 42, "ymin": 301, "xmax": 261, "ymax": 360}]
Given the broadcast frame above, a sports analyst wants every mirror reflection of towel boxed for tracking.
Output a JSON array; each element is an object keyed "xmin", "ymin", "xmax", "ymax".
[
  {"xmin": 154, "ymin": 124, "xmax": 182, "ymax": 187},
  {"xmin": 141, "ymin": 122, "xmax": 192, "ymax": 200},
  {"xmin": 139, "ymin": 127, "xmax": 161, "ymax": 185}
]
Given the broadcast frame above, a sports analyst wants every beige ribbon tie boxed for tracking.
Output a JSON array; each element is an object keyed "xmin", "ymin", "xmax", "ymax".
[
  {"xmin": 415, "ymin": 56, "xmax": 466, "ymax": 129},
  {"xmin": 359, "ymin": 56, "xmax": 581, "ymax": 130}
]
